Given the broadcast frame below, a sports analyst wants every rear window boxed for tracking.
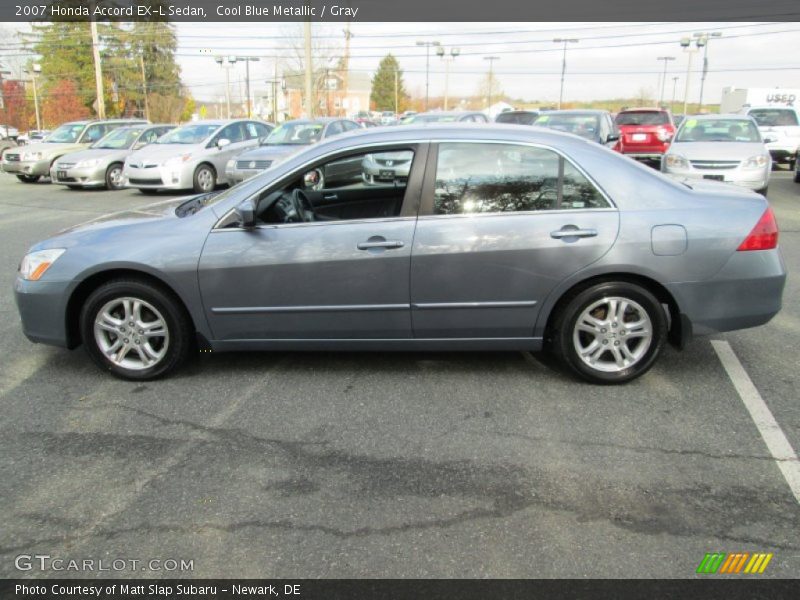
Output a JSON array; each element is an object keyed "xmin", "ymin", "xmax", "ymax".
[
  {"xmin": 747, "ymin": 108, "xmax": 798, "ymax": 127},
  {"xmin": 615, "ymin": 111, "xmax": 670, "ymax": 126},
  {"xmin": 496, "ymin": 112, "xmax": 538, "ymax": 125}
]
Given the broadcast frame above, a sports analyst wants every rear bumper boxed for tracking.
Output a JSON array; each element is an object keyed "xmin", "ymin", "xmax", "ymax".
[
  {"xmin": 14, "ymin": 277, "xmax": 72, "ymax": 348},
  {"xmin": 2, "ymin": 158, "xmax": 50, "ymax": 177},
  {"xmin": 666, "ymin": 249, "xmax": 786, "ymax": 336}
]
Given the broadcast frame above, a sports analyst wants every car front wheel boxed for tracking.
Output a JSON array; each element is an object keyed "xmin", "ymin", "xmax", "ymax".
[
  {"xmin": 79, "ymin": 279, "xmax": 193, "ymax": 380},
  {"xmin": 105, "ymin": 162, "xmax": 124, "ymax": 190},
  {"xmin": 16, "ymin": 174, "xmax": 40, "ymax": 183},
  {"xmin": 550, "ymin": 282, "xmax": 667, "ymax": 384},
  {"xmin": 193, "ymin": 164, "xmax": 216, "ymax": 193}
]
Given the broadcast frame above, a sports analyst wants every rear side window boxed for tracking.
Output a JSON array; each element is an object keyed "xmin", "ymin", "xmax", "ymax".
[
  {"xmin": 433, "ymin": 142, "xmax": 609, "ymax": 215},
  {"xmin": 615, "ymin": 111, "xmax": 670, "ymax": 126},
  {"xmin": 748, "ymin": 109, "xmax": 798, "ymax": 127}
]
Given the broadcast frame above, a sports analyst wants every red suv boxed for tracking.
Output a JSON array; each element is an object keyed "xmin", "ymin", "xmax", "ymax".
[{"xmin": 614, "ymin": 108, "xmax": 675, "ymax": 164}]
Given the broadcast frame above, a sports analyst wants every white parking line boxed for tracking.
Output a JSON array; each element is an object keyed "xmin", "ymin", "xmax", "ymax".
[{"xmin": 712, "ymin": 340, "xmax": 800, "ymax": 504}]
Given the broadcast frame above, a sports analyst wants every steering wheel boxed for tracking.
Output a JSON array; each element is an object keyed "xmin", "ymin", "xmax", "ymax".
[{"xmin": 289, "ymin": 188, "xmax": 314, "ymax": 222}]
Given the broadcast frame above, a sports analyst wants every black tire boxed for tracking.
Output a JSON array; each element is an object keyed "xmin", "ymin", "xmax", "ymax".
[
  {"xmin": 79, "ymin": 279, "xmax": 193, "ymax": 381},
  {"xmin": 794, "ymin": 170, "xmax": 800, "ymax": 183},
  {"xmin": 193, "ymin": 163, "xmax": 216, "ymax": 194},
  {"xmin": 549, "ymin": 281, "xmax": 667, "ymax": 384},
  {"xmin": 105, "ymin": 162, "xmax": 124, "ymax": 190},
  {"xmin": 756, "ymin": 186, "xmax": 768, "ymax": 196},
  {"xmin": 66, "ymin": 185, "xmax": 82, "ymax": 191},
  {"xmin": 138, "ymin": 188, "xmax": 159, "ymax": 195},
  {"xmin": 16, "ymin": 174, "xmax": 40, "ymax": 183},
  {"xmin": 789, "ymin": 158, "xmax": 797, "ymax": 172}
]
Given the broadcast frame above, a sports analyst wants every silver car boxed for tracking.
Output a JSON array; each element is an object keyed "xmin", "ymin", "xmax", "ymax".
[
  {"xmin": 50, "ymin": 125, "xmax": 174, "ymax": 190},
  {"xmin": 14, "ymin": 125, "xmax": 785, "ymax": 384},
  {"xmin": 122, "ymin": 119, "xmax": 272, "ymax": 194},
  {"xmin": 662, "ymin": 115, "xmax": 771, "ymax": 195},
  {"xmin": 1, "ymin": 119, "xmax": 147, "ymax": 183},
  {"xmin": 225, "ymin": 118, "xmax": 358, "ymax": 185}
]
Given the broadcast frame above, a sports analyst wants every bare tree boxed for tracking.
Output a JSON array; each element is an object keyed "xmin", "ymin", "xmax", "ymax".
[{"xmin": 278, "ymin": 23, "xmax": 343, "ymax": 113}]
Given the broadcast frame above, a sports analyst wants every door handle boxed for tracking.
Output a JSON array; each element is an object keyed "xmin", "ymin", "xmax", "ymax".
[
  {"xmin": 357, "ymin": 239, "xmax": 405, "ymax": 250},
  {"xmin": 550, "ymin": 227, "xmax": 598, "ymax": 239}
]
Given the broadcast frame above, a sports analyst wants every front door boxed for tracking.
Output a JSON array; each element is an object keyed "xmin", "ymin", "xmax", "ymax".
[
  {"xmin": 410, "ymin": 141, "xmax": 620, "ymax": 339},
  {"xmin": 198, "ymin": 144, "xmax": 426, "ymax": 341}
]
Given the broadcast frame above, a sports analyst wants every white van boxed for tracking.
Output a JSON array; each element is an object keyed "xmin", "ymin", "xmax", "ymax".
[{"xmin": 740, "ymin": 106, "xmax": 800, "ymax": 169}]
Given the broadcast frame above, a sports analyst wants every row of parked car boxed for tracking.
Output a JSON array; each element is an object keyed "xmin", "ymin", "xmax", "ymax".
[{"xmin": 2, "ymin": 104, "xmax": 799, "ymax": 195}]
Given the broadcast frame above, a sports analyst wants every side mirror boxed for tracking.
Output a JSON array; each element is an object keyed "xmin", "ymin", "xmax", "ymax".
[
  {"xmin": 303, "ymin": 168, "xmax": 325, "ymax": 190},
  {"xmin": 235, "ymin": 202, "xmax": 256, "ymax": 228},
  {"xmin": 606, "ymin": 133, "xmax": 620, "ymax": 143},
  {"xmin": 217, "ymin": 138, "xmax": 231, "ymax": 149}
]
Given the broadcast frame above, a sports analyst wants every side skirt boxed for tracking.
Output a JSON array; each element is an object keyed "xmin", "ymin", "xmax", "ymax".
[{"xmin": 208, "ymin": 337, "xmax": 544, "ymax": 352}]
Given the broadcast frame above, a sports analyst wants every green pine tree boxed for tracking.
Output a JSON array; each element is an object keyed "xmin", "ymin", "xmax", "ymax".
[{"xmin": 370, "ymin": 54, "xmax": 408, "ymax": 112}]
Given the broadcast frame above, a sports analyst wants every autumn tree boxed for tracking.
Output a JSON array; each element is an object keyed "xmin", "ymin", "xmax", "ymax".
[
  {"xmin": 42, "ymin": 80, "xmax": 90, "ymax": 125},
  {"xmin": 370, "ymin": 54, "xmax": 408, "ymax": 112},
  {"xmin": 1, "ymin": 80, "xmax": 32, "ymax": 130}
]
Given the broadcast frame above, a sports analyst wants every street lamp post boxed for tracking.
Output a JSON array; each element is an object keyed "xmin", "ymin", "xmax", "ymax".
[
  {"xmin": 214, "ymin": 56, "xmax": 235, "ymax": 118},
  {"xmin": 693, "ymin": 31, "xmax": 722, "ymax": 109},
  {"xmin": 553, "ymin": 38, "xmax": 579, "ymax": 110},
  {"xmin": 23, "ymin": 64, "xmax": 42, "ymax": 131},
  {"xmin": 671, "ymin": 76, "xmax": 679, "ymax": 114},
  {"xmin": 436, "ymin": 46, "xmax": 460, "ymax": 111},
  {"xmin": 679, "ymin": 37, "xmax": 698, "ymax": 116},
  {"xmin": 416, "ymin": 40, "xmax": 440, "ymax": 111},
  {"xmin": 656, "ymin": 56, "xmax": 675, "ymax": 107},
  {"xmin": 483, "ymin": 56, "xmax": 500, "ymax": 108}
]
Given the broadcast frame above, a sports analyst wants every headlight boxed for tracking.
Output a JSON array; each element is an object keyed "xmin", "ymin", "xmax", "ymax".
[
  {"xmin": 76, "ymin": 158, "xmax": 101, "ymax": 168},
  {"xmin": 19, "ymin": 249, "xmax": 66, "ymax": 281},
  {"xmin": 23, "ymin": 151, "xmax": 43, "ymax": 161},
  {"xmin": 742, "ymin": 154, "xmax": 769, "ymax": 170},
  {"xmin": 163, "ymin": 153, "xmax": 192, "ymax": 166},
  {"xmin": 664, "ymin": 154, "xmax": 689, "ymax": 169}
]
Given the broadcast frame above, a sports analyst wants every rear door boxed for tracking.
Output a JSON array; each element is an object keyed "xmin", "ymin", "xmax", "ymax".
[{"xmin": 410, "ymin": 141, "xmax": 619, "ymax": 339}]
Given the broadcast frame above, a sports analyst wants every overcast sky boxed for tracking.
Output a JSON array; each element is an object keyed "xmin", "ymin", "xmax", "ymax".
[{"xmin": 171, "ymin": 21, "xmax": 800, "ymax": 105}]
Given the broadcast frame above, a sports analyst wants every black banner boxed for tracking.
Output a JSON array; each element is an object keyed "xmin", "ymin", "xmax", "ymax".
[
  {"xmin": 2, "ymin": 0, "xmax": 800, "ymax": 22},
  {"xmin": 2, "ymin": 579, "xmax": 800, "ymax": 600}
]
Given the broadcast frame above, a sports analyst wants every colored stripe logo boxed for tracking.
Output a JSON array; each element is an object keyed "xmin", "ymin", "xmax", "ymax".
[{"xmin": 696, "ymin": 552, "xmax": 773, "ymax": 574}]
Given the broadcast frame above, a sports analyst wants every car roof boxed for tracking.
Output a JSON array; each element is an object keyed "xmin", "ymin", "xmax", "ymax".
[
  {"xmin": 541, "ymin": 109, "xmax": 609, "ymax": 116},
  {"xmin": 499, "ymin": 110, "xmax": 539, "ymax": 114},
  {"xmin": 685, "ymin": 113, "xmax": 756, "ymax": 121},
  {"xmin": 618, "ymin": 107, "xmax": 668, "ymax": 113}
]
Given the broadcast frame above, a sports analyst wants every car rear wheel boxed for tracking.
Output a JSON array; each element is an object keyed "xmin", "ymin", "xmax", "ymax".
[
  {"xmin": 105, "ymin": 162, "xmax": 124, "ymax": 190},
  {"xmin": 550, "ymin": 281, "xmax": 667, "ymax": 384},
  {"xmin": 79, "ymin": 279, "xmax": 193, "ymax": 380},
  {"xmin": 193, "ymin": 164, "xmax": 216, "ymax": 193},
  {"xmin": 16, "ymin": 174, "xmax": 40, "ymax": 183}
]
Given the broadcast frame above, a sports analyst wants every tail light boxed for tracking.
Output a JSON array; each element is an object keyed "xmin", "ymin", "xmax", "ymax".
[
  {"xmin": 656, "ymin": 128, "xmax": 672, "ymax": 142},
  {"xmin": 737, "ymin": 207, "xmax": 779, "ymax": 251}
]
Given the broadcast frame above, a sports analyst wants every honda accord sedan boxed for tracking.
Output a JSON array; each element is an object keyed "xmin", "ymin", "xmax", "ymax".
[{"xmin": 15, "ymin": 125, "xmax": 785, "ymax": 384}]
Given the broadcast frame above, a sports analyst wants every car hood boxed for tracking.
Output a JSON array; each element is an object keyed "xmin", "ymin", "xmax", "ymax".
[
  {"xmin": 668, "ymin": 141, "xmax": 767, "ymax": 160},
  {"xmin": 56, "ymin": 148, "xmax": 129, "ymax": 164},
  {"xmin": 235, "ymin": 144, "xmax": 305, "ymax": 162},
  {"xmin": 22, "ymin": 141, "xmax": 86, "ymax": 156},
  {"xmin": 127, "ymin": 143, "xmax": 205, "ymax": 164}
]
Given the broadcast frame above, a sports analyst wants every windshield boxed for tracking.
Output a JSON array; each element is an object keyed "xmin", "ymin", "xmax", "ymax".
[
  {"xmin": 533, "ymin": 114, "xmax": 601, "ymax": 139},
  {"xmin": 46, "ymin": 123, "xmax": 86, "ymax": 143},
  {"xmin": 91, "ymin": 127, "xmax": 143, "ymax": 150},
  {"xmin": 157, "ymin": 124, "xmax": 220, "ymax": 144},
  {"xmin": 262, "ymin": 123, "xmax": 324, "ymax": 145},
  {"xmin": 675, "ymin": 119, "xmax": 762, "ymax": 143},
  {"xmin": 615, "ymin": 111, "xmax": 670, "ymax": 126},
  {"xmin": 748, "ymin": 108, "xmax": 799, "ymax": 127}
]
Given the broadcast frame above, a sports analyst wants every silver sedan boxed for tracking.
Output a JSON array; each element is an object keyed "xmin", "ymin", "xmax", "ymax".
[{"xmin": 14, "ymin": 125, "xmax": 785, "ymax": 384}]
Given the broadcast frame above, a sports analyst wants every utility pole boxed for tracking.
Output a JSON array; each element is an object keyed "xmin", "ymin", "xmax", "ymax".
[
  {"xmin": 483, "ymin": 56, "xmax": 500, "ymax": 108},
  {"xmin": 215, "ymin": 56, "xmax": 234, "ymax": 118},
  {"xmin": 656, "ymin": 56, "xmax": 675, "ymax": 106},
  {"xmin": 394, "ymin": 69, "xmax": 398, "ymax": 114},
  {"xmin": 24, "ymin": 64, "xmax": 42, "ymax": 130},
  {"xmin": 553, "ymin": 38, "xmax": 578, "ymax": 110},
  {"xmin": 341, "ymin": 24, "xmax": 351, "ymax": 117},
  {"xmin": 416, "ymin": 40, "xmax": 440, "ymax": 111},
  {"xmin": 437, "ymin": 46, "xmax": 460, "ymax": 111},
  {"xmin": 139, "ymin": 54, "xmax": 149, "ymax": 121},
  {"xmin": 89, "ymin": 19, "xmax": 105, "ymax": 118},
  {"xmin": 680, "ymin": 37, "xmax": 698, "ymax": 116},
  {"xmin": 304, "ymin": 20, "xmax": 313, "ymax": 118},
  {"xmin": 671, "ymin": 76, "xmax": 679, "ymax": 114},
  {"xmin": 693, "ymin": 31, "xmax": 722, "ymax": 109}
]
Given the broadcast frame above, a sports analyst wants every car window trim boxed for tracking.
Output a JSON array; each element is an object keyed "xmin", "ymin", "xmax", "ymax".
[{"xmin": 417, "ymin": 139, "xmax": 616, "ymax": 217}]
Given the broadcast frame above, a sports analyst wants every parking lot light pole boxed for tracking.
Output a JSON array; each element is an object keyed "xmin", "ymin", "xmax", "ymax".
[
  {"xmin": 693, "ymin": 31, "xmax": 722, "ymax": 110},
  {"xmin": 23, "ymin": 64, "xmax": 42, "ymax": 131},
  {"xmin": 671, "ymin": 76, "xmax": 679, "ymax": 114},
  {"xmin": 656, "ymin": 56, "xmax": 675, "ymax": 107},
  {"xmin": 416, "ymin": 40, "xmax": 440, "ymax": 111},
  {"xmin": 554, "ymin": 38, "xmax": 578, "ymax": 110},
  {"xmin": 234, "ymin": 57, "xmax": 260, "ymax": 118},
  {"xmin": 679, "ymin": 37, "xmax": 698, "ymax": 116},
  {"xmin": 215, "ymin": 56, "xmax": 235, "ymax": 118},
  {"xmin": 483, "ymin": 56, "xmax": 500, "ymax": 108},
  {"xmin": 437, "ymin": 46, "xmax": 460, "ymax": 111}
]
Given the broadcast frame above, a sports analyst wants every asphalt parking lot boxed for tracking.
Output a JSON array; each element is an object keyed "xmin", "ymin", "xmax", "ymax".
[{"xmin": 0, "ymin": 172, "xmax": 798, "ymax": 579}]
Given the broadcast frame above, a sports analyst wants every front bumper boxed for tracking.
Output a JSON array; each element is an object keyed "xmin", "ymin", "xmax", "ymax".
[
  {"xmin": 667, "ymin": 248, "xmax": 786, "ymax": 336},
  {"xmin": 14, "ymin": 276, "xmax": 72, "ymax": 348},
  {"xmin": 123, "ymin": 163, "xmax": 194, "ymax": 190},
  {"xmin": 50, "ymin": 164, "xmax": 107, "ymax": 188},
  {"xmin": 663, "ymin": 165, "xmax": 769, "ymax": 191},
  {"xmin": 2, "ymin": 158, "xmax": 51, "ymax": 177},
  {"xmin": 227, "ymin": 167, "xmax": 263, "ymax": 186}
]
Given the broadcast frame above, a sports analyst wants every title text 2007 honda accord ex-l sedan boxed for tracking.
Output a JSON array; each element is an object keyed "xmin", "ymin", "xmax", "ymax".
[{"xmin": 14, "ymin": 125, "xmax": 786, "ymax": 384}]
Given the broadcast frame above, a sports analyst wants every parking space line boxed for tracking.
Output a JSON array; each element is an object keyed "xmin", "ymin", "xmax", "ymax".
[{"xmin": 712, "ymin": 340, "xmax": 800, "ymax": 504}]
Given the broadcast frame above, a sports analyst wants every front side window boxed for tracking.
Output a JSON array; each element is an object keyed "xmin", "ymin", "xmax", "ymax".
[
  {"xmin": 216, "ymin": 123, "xmax": 245, "ymax": 144},
  {"xmin": 80, "ymin": 124, "xmax": 107, "ymax": 143},
  {"xmin": 92, "ymin": 127, "xmax": 142, "ymax": 149},
  {"xmin": 263, "ymin": 122, "xmax": 324, "ymax": 145},
  {"xmin": 433, "ymin": 143, "xmax": 608, "ymax": 215}
]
